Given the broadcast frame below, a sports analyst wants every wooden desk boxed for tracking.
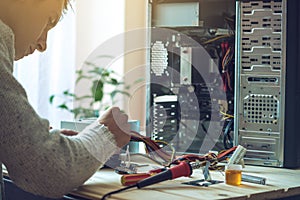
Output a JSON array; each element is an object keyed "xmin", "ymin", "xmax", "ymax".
[{"xmin": 70, "ymin": 165, "xmax": 300, "ymax": 200}]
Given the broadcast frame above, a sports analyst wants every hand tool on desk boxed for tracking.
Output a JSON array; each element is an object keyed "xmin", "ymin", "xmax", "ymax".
[
  {"xmin": 121, "ymin": 161, "xmax": 208, "ymax": 186},
  {"xmin": 121, "ymin": 168, "xmax": 166, "ymax": 186},
  {"xmin": 120, "ymin": 145, "xmax": 242, "ymax": 186},
  {"xmin": 101, "ymin": 162, "xmax": 197, "ymax": 200},
  {"xmin": 101, "ymin": 146, "xmax": 244, "ymax": 200}
]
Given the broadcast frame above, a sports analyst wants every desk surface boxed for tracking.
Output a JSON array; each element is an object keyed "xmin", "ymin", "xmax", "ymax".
[{"xmin": 71, "ymin": 165, "xmax": 300, "ymax": 200}]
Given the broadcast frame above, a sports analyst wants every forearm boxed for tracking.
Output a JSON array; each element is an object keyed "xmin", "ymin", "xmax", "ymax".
[
  {"xmin": 0, "ymin": 91, "xmax": 118, "ymax": 198},
  {"xmin": 2, "ymin": 121, "xmax": 118, "ymax": 198}
]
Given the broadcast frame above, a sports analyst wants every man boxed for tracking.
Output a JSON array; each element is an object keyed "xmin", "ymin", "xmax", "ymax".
[{"xmin": 0, "ymin": 0, "xmax": 131, "ymax": 198}]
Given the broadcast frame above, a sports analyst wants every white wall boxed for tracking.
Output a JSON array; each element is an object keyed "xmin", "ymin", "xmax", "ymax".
[
  {"xmin": 75, "ymin": 0, "xmax": 125, "ymax": 68},
  {"xmin": 75, "ymin": 0, "xmax": 148, "ymax": 129},
  {"xmin": 75, "ymin": 0, "xmax": 126, "ymax": 114},
  {"xmin": 124, "ymin": 0, "xmax": 148, "ymax": 128}
]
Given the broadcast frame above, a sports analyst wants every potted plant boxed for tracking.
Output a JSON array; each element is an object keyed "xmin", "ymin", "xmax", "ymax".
[{"xmin": 49, "ymin": 59, "xmax": 139, "ymax": 119}]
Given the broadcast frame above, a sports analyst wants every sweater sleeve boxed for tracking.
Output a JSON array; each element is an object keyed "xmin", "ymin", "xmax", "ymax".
[{"xmin": 0, "ymin": 20, "xmax": 119, "ymax": 198}]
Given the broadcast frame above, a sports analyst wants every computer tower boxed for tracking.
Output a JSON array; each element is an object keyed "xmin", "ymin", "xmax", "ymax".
[
  {"xmin": 235, "ymin": 0, "xmax": 300, "ymax": 168},
  {"xmin": 146, "ymin": 0, "xmax": 300, "ymax": 168}
]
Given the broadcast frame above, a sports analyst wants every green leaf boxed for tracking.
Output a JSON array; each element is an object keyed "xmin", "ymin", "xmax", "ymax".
[
  {"xmin": 109, "ymin": 78, "xmax": 118, "ymax": 85},
  {"xmin": 63, "ymin": 90, "xmax": 69, "ymax": 95},
  {"xmin": 101, "ymin": 70, "xmax": 110, "ymax": 77},
  {"xmin": 58, "ymin": 104, "xmax": 69, "ymax": 110},
  {"xmin": 84, "ymin": 61, "xmax": 98, "ymax": 68},
  {"xmin": 88, "ymin": 69, "xmax": 103, "ymax": 75},
  {"xmin": 110, "ymin": 90, "xmax": 130, "ymax": 99},
  {"xmin": 62, "ymin": 90, "xmax": 75, "ymax": 97},
  {"xmin": 49, "ymin": 95, "xmax": 55, "ymax": 104},
  {"xmin": 74, "ymin": 95, "xmax": 93, "ymax": 101},
  {"xmin": 92, "ymin": 80, "xmax": 104, "ymax": 101},
  {"xmin": 71, "ymin": 109, "xmax": 80, "ymax": 118},
  {"xmin": 76, "ymin": 70, "xmax": 83, "ymax": 75},
  {"xmin": 94, "ymin": 89, "xmax": 103, "ymax": 102},
  {"xmin": 76, "ymin": 75, "xmax": 93, "ymax": 84}
]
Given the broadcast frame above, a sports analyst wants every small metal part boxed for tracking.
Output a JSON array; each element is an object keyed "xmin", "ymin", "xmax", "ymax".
[
  {"xmin": 242, "ymin": 174, "xmax": 266, "ymax": 185},
  {"xmin": 202, "ymin": 161, "xmax": 212, "ymax": 181},
  {"xmin": 115, "ymin": 163, "xmax": 138, "ymax": 175},
  {"xmin": 182, "ymin": 179, "xmax": 223, "ymax": 187},
  {"xmin": 190, "ymin": 160, "xmax": 206, "ymax": 170},
  {"xmin": 228, "ymin": 145, "xmax": 247, "ymax": 166}
]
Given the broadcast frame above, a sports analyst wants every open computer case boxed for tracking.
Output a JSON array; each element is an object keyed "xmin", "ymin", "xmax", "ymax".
[{"xmin": 146, "ymin": 0, "xmax": 300, "ymax": 168}]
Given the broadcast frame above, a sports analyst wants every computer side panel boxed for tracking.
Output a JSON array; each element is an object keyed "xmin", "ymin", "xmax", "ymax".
[{"xmin": 235, "ymin": 0, "xmax": 300, "ymax": 168}]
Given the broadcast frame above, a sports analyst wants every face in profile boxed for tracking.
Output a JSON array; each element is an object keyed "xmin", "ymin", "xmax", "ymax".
[{"xmin": 11, "ymin": 0, "xmax": 65, "ymax": 60}]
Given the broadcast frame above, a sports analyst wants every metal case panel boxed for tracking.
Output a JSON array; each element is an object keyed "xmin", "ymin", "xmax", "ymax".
[{"xmin": 235, "ymin": 0, "xmax": 286, "ymax": 167}]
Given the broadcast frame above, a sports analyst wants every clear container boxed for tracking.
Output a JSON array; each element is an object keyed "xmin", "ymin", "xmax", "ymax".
[{"xmin": 225, "ymin": 164, "xmax": 242, "ymax": 186}]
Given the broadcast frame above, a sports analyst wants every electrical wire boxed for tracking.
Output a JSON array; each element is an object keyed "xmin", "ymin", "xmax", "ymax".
[
  {"xmin": 130, "ymin": 130, "xmax": 174, "ymax": 165},
  {"xmin": 153, "ymin": 140, "xmax": 176, "ymax": 165},
  {"xmin": 223, "ymin": 118, "xmax": 234, "ymax": 149},
  {"xmin": 220, "ymin": 110, "xmax": 234, "ymax": 119},
  {"xmin": 100, "ymin": 184, "xmax": 136, "ymax": 200},
  {"xmin": 130, "ymin": 129, "xmax": 236, "ymax": 166},
  {"xmin": 203, "ymin": 34, "xmax": 232, "ymax": 45},
  {"xmin": 128, "ymin": 153, "xmax": 168, "ymax": 166},
  {"xmin": 102, "ymin": 146, "xmax": 238, "ymax": 199},
  {"xmin": 221, "ymin": 46, "xmax": 234, "ymax": 91}
]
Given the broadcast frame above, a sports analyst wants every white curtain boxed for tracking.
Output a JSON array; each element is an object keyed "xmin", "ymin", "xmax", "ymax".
[{"xmin": 13, "ymin": 7, "xmax": 76, "ymax": 129}]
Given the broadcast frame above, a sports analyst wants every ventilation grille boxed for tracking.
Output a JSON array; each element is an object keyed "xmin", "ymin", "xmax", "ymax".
[
  {"xmin": 151, "ymin": 41, "xmax": 168, "ymax": 76},
  {"xmin": 240, "ymin": 0, "xmax": 283, "ymax": 71},
  {"xmin": 241, "ymin": 54, "xmax": 282, "ymax": 70},
  {"xmin": 243, "ymin": 94, "xmax": 279, "ymax": 124},
  {"xmin": 241, "ymin": 1, "xmax": 283, "ymax": 14}
]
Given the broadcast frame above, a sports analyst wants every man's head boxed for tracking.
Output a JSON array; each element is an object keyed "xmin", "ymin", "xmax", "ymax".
[{"xmin": 0, "ymin": 0, "xmax": 70, "ymax": 60}]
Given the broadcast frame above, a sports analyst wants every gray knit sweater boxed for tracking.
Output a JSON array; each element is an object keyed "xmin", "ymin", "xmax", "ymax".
[{"xmin": 0, "ymin": 20, "xmax": 118, "ymax": 198}]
